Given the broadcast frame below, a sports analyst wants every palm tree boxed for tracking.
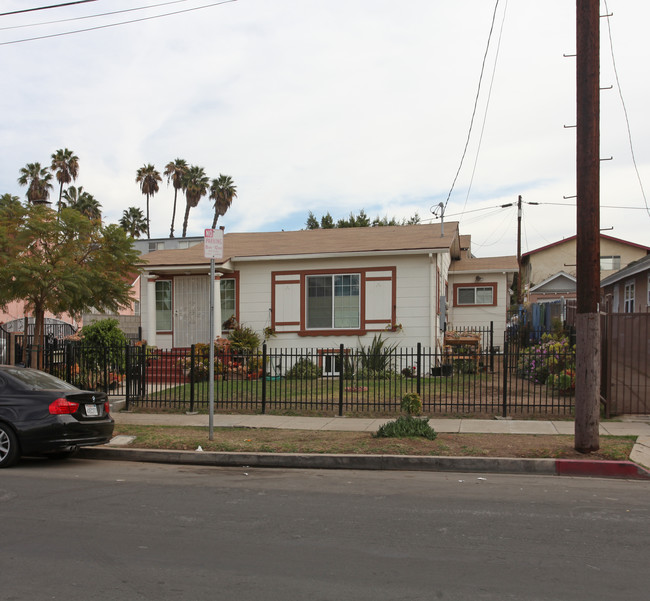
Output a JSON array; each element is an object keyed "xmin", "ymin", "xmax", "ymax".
[
  {"xmin": 17, "ymin": 162, "xmax": 53, "ymax": 204},
  {"xmin": 135, "ymin": 163, "xmax": 162, "ymax": 238},
  {"xmin": 181, "ymin": 165, "xmax": 209, "ymax": 237},
  {"xmin": 119, "ymin": 207, "xmax": 148, "ymax": 238},
  {"xmin": 209, "ymin": 174, "xmax": 237, "ymax": 229},
  {"xmin": 50, "ymin": 148, "xmax": 79, "ymax": 214},
  {"xmin": 63, "ymin": 186, "xmax": 102, "ymax": 221},
  {"xmin": 163, "ymin": 158, "xmax": 188, "ymax": 238}
]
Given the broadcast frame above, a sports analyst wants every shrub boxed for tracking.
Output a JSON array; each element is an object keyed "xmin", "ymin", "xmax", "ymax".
[
  {"xmin": 375, "ymin": 416, "xmax": 437, "ymax": 440},
  {"xmin": 401, "ymin": 392, "xmax": 422, "ymax": 416},
  {"xmin": 358, "ymin": 334, "xmax": 397, "ymax": 372},
  {"xmin": 285, "ymin": 358, "xmax": 322, "ymax": 380},
  {"xmin": 516, "ymin": 333, "xmax": 575, "ymax": 385},
  {"xmin": 78, "ymin": 318, "xmax": 128, "ymax": 372},
  {"xmin": 228, "ymin": 324, "xmax": 261, "ymax": 356}
]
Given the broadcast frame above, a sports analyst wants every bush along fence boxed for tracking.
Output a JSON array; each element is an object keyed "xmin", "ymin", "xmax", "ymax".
[{"xmin": 20, "ymin": 328, "xmax": 579, "ymax": 418}]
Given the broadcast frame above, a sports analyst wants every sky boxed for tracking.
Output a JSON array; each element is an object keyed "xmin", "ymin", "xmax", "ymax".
[{"xmin": 1, "ymin": 0, "xmax": 649, "ymax": 258}]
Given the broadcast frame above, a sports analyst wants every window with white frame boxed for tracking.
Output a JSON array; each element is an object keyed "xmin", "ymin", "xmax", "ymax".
[
  {"xmin": 600, "ymin": 255, "xmax": 621, "ymax": 271},
  {"xmin": 155, "ymin": 280, "xmax": 172, "ymax": 331},
  {"xmin": 624, "ymin": 281, "xmax": 635, "ymax": 313},
  {"xmin": 220, "ymin": 278, "xmax": 236, "ymax": 328},
  {"xmin": 456, "ymin": 285, "xmax": 494, "ymax": 306},
  {"xmin": 306, "ymin": 274, "xmax": 360, "ymax": 329}
]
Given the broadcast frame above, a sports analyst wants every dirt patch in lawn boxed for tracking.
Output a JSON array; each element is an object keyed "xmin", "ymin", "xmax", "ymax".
[{"xmin": 112, "ymin": 424, "xmax": 635, "ymax": 461}]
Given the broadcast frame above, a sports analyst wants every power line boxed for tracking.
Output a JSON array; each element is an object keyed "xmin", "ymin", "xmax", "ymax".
[
  {"xmin": 0, "ymin": 0, "xmax": 187, "ymax": 32},
  {"xmin": 0, "ymin": 1, "xmax": 98, "ymax": 17},
  {"xmin": 460, "ymin": 0, "xmax": 508, "ymax": 220},
  {"xmin": 603, "ymin": 2, "xmax": 650, "ymax": 217},
  {"xmin": 0, "ymin": 0, "xmax": 236, "ymax": 46},
  {"xmin": 441, "ymin": 0, "xmax": 501, "ymax": 214}
]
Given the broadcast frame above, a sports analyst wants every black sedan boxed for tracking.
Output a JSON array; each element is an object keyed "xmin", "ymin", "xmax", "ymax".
[{"xmin": 0, "ymin": 365, "xmax": 114, "ymax": 468}]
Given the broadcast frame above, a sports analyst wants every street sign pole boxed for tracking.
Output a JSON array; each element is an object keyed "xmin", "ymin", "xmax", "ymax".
[
  {"xmin": 204, "ymin": 228, "xmax": 224, "ymax": 442},
  {"xmin": 208, "ymin": 258, "xmax": 215, "ymax": 440}
]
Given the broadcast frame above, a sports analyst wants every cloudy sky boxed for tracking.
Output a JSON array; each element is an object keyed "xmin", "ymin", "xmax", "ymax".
[{"xmin": 1, "ymin": 0, "xmax": 649, "ymax": 257}]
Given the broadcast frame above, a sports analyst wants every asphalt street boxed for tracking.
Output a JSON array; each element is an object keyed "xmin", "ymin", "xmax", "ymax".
[{"xmin": 1, "ymin": 459, "xmax": 649, "ymax": 601}]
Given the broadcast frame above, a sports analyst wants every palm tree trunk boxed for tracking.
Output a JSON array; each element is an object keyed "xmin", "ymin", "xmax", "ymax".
[
  {"xmin": 211, "ymin": 212, "xmax": 218, "ymax": 229},
  {"xmin": 57, "ymin": 181, "xmax": 64, "ymax": 215},
  {"xmin": 146, "ymin": 193, "xmax": 151, "ymax": 238},
  {"xmin": 182, "ymin": 203, "xmax": 191, "ymax": 237},
  {"xmin": 170, "ymin": 189, "xmax": 178, "ymax": 238}
]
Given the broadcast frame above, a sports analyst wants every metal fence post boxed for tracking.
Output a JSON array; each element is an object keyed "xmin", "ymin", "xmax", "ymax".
[
  {"xmin": 125, "ymin": 344, "xmax": 131, "ymax": 411},
  {"xmin": 189, "ymin": 344, "xmax": 196, "ymax": 414},
  {"xmin": 261, "ymin": 343, "xmax": 267, "ymax": 414},
  {"xmin": 416, "ymin": 342, "xmax": 422, "ymax": 396},
  {"xmin": 338, "ymin": 343, "xmax": 344, "ymax": 416},
  {"xmin": 502, "ymin": 338, "xmax": 508, "ymax": 417},
  {"xmin": 489, "ymin": 321, "xmax": 495, "ymax": 372}
]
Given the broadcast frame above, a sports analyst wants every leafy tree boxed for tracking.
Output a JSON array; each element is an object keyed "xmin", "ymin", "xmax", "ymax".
[
  {"xmin": 0, "ymin": 203, "xmax": 141, "ymax": 361},
  {"xmin": 50, "ymin": 148, "xmax": 79, "ymax": 215},
  {"xmin": 62, "ymin": 185, "xmax": 102, "ymax": 221},
  {"xmin": 0, "ymin": 193, "xmax": 21, "ymax": 208},
  {"xmin": 306, "ymin": 211, "xmax": 319, "ymax": 229},
  {"xmin": 181, "ymin": 165, "xmax": 209, "ymax": 237},
  {"xmin": 307, "ymin": 210, "xmax": 421, "ymax": 228},
  {"xmin": 135, "ymin": 163, "xmax": 162, "ymax": 238},
  {"xmin": 163, "ymin": 158, "xmax": 188, "ymax": 238},
  {"xmin": 120, "ymin": 206, "xmax": 148, "ymax": 238},
  {"xmin": 209, "ymin": 174, "xmax": 237, "ymax": 229},
  {"xmin": 320, "ymin": 212, "xmax": 335, "ymax": 228},
  {"xmin": 337, "ymin": 209, "xmax": 370, "ymax": 228},
  {"xmin": 17, "ymin": 162, "xmax": 53, "ymax": 204}
]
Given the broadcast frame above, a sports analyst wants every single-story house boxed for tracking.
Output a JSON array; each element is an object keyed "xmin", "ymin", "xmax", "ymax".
[
  {"xmin": 601, "ymin": 254, "xmax": 650, "ymax": 313},
  {"xmin": 139, "ymin": 223, "xmax": 517, "ymax": 352}
]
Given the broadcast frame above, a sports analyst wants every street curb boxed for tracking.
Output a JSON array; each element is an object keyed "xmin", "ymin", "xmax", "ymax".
[{"xmin": 78, "ymin": 447, "xmax": 650, "ymax": 479}]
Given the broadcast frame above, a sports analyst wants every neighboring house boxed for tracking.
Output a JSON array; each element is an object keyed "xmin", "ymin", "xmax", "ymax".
[
  {"xmin": 601, "ymin": 254, "xmax": 650, "ymax": 313},
  {"xmin": 133, "ymin": 236, "xmax": 203, "ymax": 255},
  {"xmin": 447, "ymin": 255, "xmax": 518, "ymax": 346},
  {"xmin": 528, "ymin": 271, "xmax": 577, "ymax": 303},
  {"xmin": 521, "ymin": 234, "xmax": 650, "ymax": 301},
  {"xmin": 138, "ymin": 223, "xmax": 517, "ymax": 352}
]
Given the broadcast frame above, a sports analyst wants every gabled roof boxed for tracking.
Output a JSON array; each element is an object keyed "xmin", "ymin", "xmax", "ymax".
[
  {"xmin": 529, "ymin": 271, "xmax": 576, "ymax": 293},
  {"xmin": 143, "ymin": 222, "xmax": 461, "ymax": 268},
  {"xmin": 522, "ymin": 234, "xmax": 650, "ymax": 259},
  {"xmin": 448, "ymin": 255, "xmax": 518, "ymax": 273},
  {"xmin": 600, "ymin": 254, "xmax": 650, "ymax": 287}
]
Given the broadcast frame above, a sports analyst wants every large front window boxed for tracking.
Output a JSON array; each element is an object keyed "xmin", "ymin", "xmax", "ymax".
[
  {"xmin": 307, "ymin": 274, "xmax": 360, "ymax": 329},
  {"xmin": 155, "ymin": 280, "xmax": 172, "ymax": 331}
]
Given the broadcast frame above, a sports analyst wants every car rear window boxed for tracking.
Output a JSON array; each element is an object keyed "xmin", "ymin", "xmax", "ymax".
[{"xmin": 1, "ymin": 368, "xmax": 79, "ymax": 391}]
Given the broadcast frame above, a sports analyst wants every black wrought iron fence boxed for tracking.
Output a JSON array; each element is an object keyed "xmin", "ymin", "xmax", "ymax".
[{"xmin": 14, "ymin": 338, "xmax": 577, "ymax": 418}]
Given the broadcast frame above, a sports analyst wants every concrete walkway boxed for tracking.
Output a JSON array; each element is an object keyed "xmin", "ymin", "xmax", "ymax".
[{"xmin": 105, "ymin": 409, "xmax": 650, "ymax": 475}]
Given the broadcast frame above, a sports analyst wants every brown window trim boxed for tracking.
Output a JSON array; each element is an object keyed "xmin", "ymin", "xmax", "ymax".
[
  {"xmin": 271, "ymin": 266, "xmax": 396, "ymax": 335},
  {"xmin": 452, "ymin": 282, "xmax": 497, "ymax": 307}
]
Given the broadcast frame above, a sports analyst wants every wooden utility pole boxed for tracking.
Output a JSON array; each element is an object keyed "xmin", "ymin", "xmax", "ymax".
[
  {"xmin": 575, "ymin": 0, "xmax": 600, "ymax": 452},
  {"xmin": 516, "ymin": 195, "xmax": 523, "ymax": 305}
]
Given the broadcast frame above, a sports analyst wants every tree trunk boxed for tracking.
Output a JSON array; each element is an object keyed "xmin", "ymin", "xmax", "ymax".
[
  {"xmin": 170, "ymin": 189, "xmax": 178, "ymax": 238},
  {"xmin": 182, "ymin": 203, "xmax": 191, "ymax": 237},
  {"xmin": 31, "ymin": 304, "xmax": 45, "ymax": 370}
]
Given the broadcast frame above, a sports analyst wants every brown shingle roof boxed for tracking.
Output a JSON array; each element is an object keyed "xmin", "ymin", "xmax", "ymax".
[
  {"xmin": 143, "ymin": 223, "xmax": 460, "ymax": 267},
  {"xmin": 449, "ymin": 255, "xmax": 518, "ymax": 273}
]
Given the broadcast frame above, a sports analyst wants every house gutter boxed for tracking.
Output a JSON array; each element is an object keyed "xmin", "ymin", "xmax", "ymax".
[{"xmin": 230, "ymin": 248, "xmax": 451, "ymax": 262}]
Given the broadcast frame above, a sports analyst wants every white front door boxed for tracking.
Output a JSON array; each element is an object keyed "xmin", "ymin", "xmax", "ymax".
[{"xmin": 174, "ymin": 276, "xmax": 210, "ymax": 347}]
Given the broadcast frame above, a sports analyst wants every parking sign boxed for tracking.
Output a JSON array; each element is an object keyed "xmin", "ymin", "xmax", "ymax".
[{"xmin": 204, "ymin": 228, "xmax": 224, "ymax": 260}]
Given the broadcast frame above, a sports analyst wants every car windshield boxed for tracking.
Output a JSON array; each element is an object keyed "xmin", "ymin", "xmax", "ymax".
[{"xmin": 2, "ymin": 367, "xmax": 79, "ymax": 391}]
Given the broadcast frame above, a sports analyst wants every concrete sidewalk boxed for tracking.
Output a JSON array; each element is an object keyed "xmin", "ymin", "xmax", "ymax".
[{"xmin": 98, "ymin": 409, "xmax": 650, "ymax": 478}]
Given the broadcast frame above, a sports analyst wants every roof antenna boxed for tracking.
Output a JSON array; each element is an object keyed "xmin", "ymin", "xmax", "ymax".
[{"xmin": 431, "ymin": 202, "xmax": 445, "ymax": 237}]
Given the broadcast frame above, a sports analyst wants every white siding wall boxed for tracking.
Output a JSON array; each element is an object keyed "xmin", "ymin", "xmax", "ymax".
[{"xmin": 447, "ymin": 273, "xmax": 509, "ymax": 347}]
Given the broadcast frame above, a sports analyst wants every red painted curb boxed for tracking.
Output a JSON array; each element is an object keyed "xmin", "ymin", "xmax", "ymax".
[{"xmin": 555, "ymin": 459, "xmax": 650, "ymax": 480}]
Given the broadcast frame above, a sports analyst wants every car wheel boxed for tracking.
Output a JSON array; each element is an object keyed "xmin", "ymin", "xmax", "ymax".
[
  {"xmin": 45, "ymin": 447, "xmax": 79, "ymax": 461},
  {"xmin": 0, "ymin": 423, "xmax": 20, "ymax": 468}
]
